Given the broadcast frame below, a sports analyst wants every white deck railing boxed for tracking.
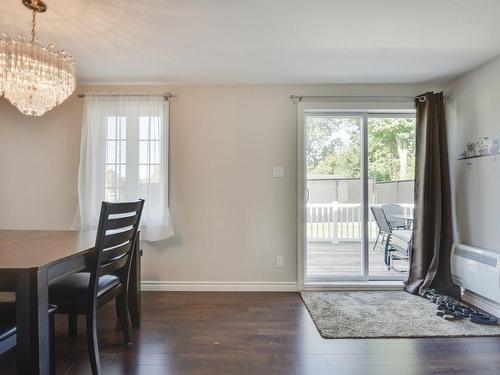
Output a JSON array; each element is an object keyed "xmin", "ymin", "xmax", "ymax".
[{"xmin": 306, "ymin": 202, "xmax": 414, "ymax": 242}]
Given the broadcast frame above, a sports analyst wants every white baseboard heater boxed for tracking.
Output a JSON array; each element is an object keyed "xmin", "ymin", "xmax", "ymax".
[{"xmin": 451, "ymin": 243, "xmax": 500, "ymax": 304}]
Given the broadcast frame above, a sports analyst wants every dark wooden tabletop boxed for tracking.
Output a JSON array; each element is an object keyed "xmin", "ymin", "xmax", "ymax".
[{"xmin": 0, "ymin": 230, "xmax": 96, "ymax": 271}]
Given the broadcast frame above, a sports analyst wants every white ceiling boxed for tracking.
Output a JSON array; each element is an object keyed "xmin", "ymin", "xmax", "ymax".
[{"xmin": 1, "ymin": 0, "xmax": 500, "ymax": 84}]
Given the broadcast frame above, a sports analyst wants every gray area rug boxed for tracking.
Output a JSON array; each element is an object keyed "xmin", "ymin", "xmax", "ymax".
[{"xmin": 301, "ymin": 291, "xmax": 500, "ymax": 338}]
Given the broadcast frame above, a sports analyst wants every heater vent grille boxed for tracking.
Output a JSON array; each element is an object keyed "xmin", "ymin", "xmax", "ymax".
[{"xmin": 455, "ymin": 247, "xmax": 497, "ymax": 268}]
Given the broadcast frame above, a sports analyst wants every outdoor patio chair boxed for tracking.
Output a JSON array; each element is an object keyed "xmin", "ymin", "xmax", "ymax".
[
  {"xmin": 387, "ymin": 229, "xmax": 412, "ymax": 272},
  {"xmin": 382, "ymin": 204, "xmax": 408, "ymax": 229},
  {"xmin": 371, "ymin": 206, "xmax": 412, "ymax": 272},
  {"xmin": 370, "ymin": 206, "xmax": 392, "ymax": 251}
]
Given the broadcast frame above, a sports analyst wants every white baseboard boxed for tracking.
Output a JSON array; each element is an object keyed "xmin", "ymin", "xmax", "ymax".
[
  {"xmin": 141, "ymin": 281, "xmax": 299, "ymax": 292},
  {"xmin": 462, "ymin": 289, "xmax": 500, "ymax": 318}
]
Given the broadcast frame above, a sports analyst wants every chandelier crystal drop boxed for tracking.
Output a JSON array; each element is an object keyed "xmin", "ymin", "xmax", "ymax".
[{"xmin": 0, "ymin": 1, "xmax": 76, "ymax": 116}]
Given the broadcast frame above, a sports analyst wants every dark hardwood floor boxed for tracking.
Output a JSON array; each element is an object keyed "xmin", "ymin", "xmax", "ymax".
[{"xmin": 1, "ymin": 292, "xmax": 500, "ymax": 374}]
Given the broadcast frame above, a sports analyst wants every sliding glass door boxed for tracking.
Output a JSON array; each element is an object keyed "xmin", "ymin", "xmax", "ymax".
[
  {"xmin": 303, "ymin": 111, "xmax": 415, "ymax": 283},
  {"xmin": 305, "ymin": 115, "xmax": 364, "ymax": 278},
  {"xmin": 367, "ymin": 115, "xmax": 416, "ymax": 277}
]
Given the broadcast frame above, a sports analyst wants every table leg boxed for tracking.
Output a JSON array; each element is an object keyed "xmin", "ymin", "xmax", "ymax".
[
  {"xmin": 128, "ymin": 232, "xmax": 142, "ymax": 328},
  {"xmin": 16, "ymin": 269, "xmax": 50, "ymax": 375}
]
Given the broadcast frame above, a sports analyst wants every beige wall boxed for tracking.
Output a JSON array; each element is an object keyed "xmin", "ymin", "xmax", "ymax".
[
  {"xmin": 0, "ymin": 83, "xmax": 426, "ymax": 287},
  {"xmin": 0, "ymin": 95, "xmax": 83, "ymax": 229},
  {"xmin": 446, "ymin": 56, "xmax": 500, "ymax": 251}
]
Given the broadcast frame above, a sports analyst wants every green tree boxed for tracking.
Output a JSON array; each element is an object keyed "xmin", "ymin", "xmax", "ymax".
[
  {"xmin": 306, "ymin": 116, "xmax": 360, "ymax": 173},
  {"xmin": 307, "ymin": 117, "xmax": 415, "ymax": 182},
  {"xmin": 367, "ymin": 118, "xmax": 415, "ymax": 182}
]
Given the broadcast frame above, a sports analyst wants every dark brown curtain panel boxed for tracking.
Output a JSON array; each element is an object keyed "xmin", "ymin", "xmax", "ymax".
[{"xmin": 405, "ymin": 92, "xmax": 460, "ymax": 298}]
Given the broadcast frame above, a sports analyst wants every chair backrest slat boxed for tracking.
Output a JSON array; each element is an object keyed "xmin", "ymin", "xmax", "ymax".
[
  {"xmin": 106, "ymin": 214, "xmax": 139, "ymax": 230},
  {"xmin": 100, "ymin": 254, "xmax": 129, "ymax": 276},
  {"xmin": 107, "ymin": 201, "xmax": 144, "ymax": 215},
  {"xmin": 102, "ymin": 227, "xmax": 135, "ymax": 250},
  {"xmin": 101, "ymin": 241, "xmax": 133, "ymax": 264}
]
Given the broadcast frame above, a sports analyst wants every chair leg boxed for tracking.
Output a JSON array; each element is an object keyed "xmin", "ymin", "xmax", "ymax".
[
  {"xmin": 373, "ymin": 233, "xmax": 380, "ymax": 251},
  {"xmin": 384, "ymin": 236, "xmax": 391, "ymax": 269},
  {"xmin": 86, "ymin": 310, "xmax": 101, "ymax": 375},
  {"xmin": 116, "ymin": 293, "xmax": 130, "ymax": 344},
  {"xmin": 114, "ymin": 298, "xmax": 122, "ymax": 331},
  {"xmin": 68, "ymin": 314, "xmax": 78, "ymax": 339},
  {"xmin": 49, "ymin": 313, "xmax": 56, "ymax": 375},
  {"xmin": 115, "ymin": 297, "xmax": 120, "ymax": 319}
]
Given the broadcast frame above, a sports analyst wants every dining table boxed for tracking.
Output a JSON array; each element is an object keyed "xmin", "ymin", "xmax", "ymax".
[
  {"xmin": 0, "ymin": 230, "xmax": 142, "ymax": 375},
  {"xmin": 390, "ymin": 214, "xmax": 414, "ymax": 229}
]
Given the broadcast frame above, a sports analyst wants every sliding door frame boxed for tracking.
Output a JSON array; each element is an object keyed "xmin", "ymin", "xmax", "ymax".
[{"xmin": 297, "ymin": 104, "xmax": 416, "ymax": 288}]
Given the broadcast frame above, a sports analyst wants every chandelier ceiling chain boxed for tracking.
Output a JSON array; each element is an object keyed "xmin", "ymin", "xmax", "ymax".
[
  {"xmin": 0, "ymin": 0, "xmax": 76, "ymax": 116},
  {"xmin": 31, "ymin": 9, "xmax": 37, "ymax": 43}
]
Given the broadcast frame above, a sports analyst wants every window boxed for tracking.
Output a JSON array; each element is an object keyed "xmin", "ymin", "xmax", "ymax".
[
  {"xmin": 105, "ymin": 116, "xmax": 127, "ymax": 202},
  {"xmin": 138, "ymin": 116, "xmax": 161, "ymax": 185},
  {"xmin": 75, "ymin": 95, "xmax": 173, "ymax": 241}
]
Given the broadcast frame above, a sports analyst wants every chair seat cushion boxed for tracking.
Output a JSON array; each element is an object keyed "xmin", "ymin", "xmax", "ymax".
[
  {"xmin": 0, "ymin": 303, "xmax": 57, "ymax": 343},
  {"xmin": 49, "ymin": 273, "xmax": 121, "ymax": 310},
  {"xmin": 391, "ymin": 229, "xmax": 412, "ymax": 251},
  {"xmin": 392, "ymin": 229, "xmax": 412, "ymax": 242}
]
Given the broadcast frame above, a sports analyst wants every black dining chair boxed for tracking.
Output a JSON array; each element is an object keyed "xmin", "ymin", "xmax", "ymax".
[
  {"xmin": 0, "ymin": 302, "xmax": 57, "ymax": 375},
  {"xmin": 49, "ymin": 200, "xmax": 145, "ymax": 375}
]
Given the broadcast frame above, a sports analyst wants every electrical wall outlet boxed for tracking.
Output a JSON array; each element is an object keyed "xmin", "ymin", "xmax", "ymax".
[{"xmin": 276, "ymin": 255, "xmax": 284, "ymax": 268}]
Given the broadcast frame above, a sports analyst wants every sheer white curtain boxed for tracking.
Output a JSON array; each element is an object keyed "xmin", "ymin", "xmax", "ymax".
[{"xmin": 74, "ymin": 95, "xmax": 174, "ymax": 241}]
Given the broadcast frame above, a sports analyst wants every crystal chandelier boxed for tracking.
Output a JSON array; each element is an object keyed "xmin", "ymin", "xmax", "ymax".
[{"xmin": 0, "ymin": 0, "xmax": 76, "ymax": 116}]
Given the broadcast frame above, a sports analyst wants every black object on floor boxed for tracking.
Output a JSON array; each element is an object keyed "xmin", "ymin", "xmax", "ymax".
[{"xmin": 424, "ymin": 289, "xmax": 498, "ymax": 325}]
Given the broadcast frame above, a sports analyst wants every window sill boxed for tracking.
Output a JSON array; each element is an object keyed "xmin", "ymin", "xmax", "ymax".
[{"xmin": 302, "ymin": 280, "xmax": 405, "ymax": 291}]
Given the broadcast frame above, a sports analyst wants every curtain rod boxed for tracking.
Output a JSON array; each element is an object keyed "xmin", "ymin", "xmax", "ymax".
[
  {"xmin": 77, "ymin": 93, "xmax": 174, "ymax": 101},
  {"xmin": 289, "ymin": 95, "xmax": 450, "ymax": 103}
]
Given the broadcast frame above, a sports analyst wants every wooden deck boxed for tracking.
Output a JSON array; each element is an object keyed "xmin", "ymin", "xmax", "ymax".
[{"xmin": 307, "ymin": 241, "xmax": 408, "ymax": 278}]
